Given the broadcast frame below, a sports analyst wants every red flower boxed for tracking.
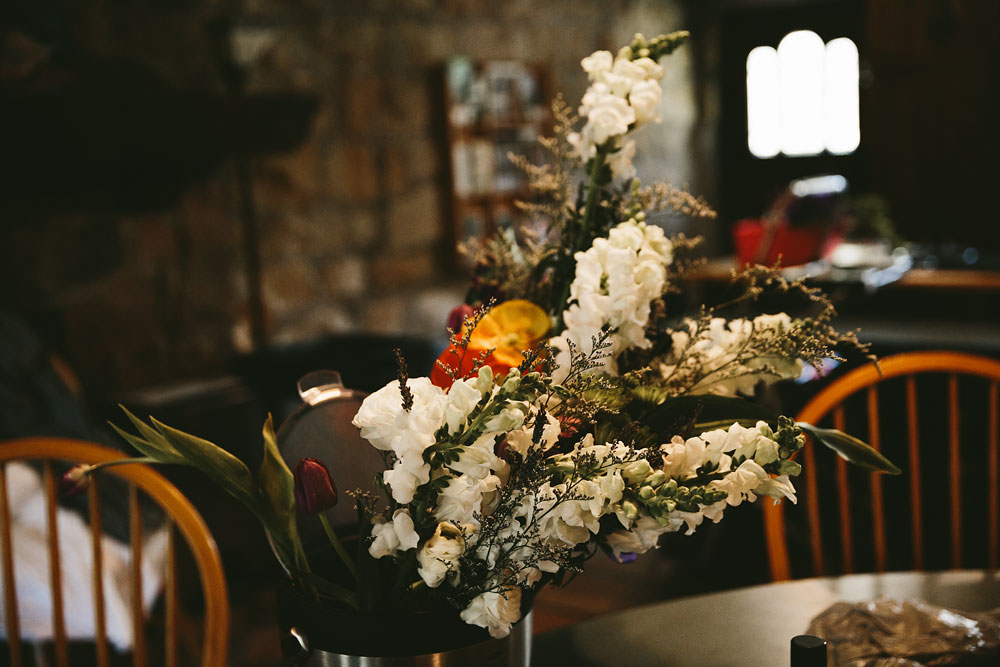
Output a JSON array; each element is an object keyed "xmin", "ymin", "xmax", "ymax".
[
  {"xmin": 293, "ymin": 458, "xmax": 338, "ymax": 514},
  {"xmin": 432, "ymin": 300, "xmax": 550, "ymax": 389}
]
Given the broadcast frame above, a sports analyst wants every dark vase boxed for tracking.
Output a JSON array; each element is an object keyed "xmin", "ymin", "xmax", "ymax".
[{"xmin": 276, "ymin": 583, "xmax": 533, "ymax": 666}]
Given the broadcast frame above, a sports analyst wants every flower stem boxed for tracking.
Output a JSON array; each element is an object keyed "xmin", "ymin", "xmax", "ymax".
[
  {"xmin": 87, "ymin": 456, "xmax": 162, "ymax": 473},
  {"xmin": 319, "ymin": 513, "xmax": 359, "ymax": 581}
]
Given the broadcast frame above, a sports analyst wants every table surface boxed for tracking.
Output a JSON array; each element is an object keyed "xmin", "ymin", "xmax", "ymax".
[{"xmin": 532, "ymin": 570, "xmax": 1000, "ymax": 667}]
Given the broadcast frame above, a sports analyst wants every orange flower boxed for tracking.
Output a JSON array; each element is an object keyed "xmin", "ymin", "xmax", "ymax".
[{"xmin": 431, "ymin": 300, "xmax": 550, "ymax": 389}]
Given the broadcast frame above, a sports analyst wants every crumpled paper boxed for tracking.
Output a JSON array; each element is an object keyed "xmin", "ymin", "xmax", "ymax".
[{"xmin": 807, "ymin": 598, "xmax": 1000, "ymax": 666}]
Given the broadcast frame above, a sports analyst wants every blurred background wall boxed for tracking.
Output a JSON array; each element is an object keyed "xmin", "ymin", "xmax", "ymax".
[
  {"xmin": 0, "ymin": 0, "xmax": 708, "ymax": 394},
  {"xmin": 1, "ymin": 0, "xmax": 997, "ymax": 397}
]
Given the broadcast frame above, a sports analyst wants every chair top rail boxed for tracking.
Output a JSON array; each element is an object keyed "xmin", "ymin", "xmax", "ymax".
[
  {"xmin": 0, "ymin": 437, "xmax": 229, "ymax": 667},
  {"xmin": 798, "ymin": 351, "xmax": 1000, "ymax": 424}
]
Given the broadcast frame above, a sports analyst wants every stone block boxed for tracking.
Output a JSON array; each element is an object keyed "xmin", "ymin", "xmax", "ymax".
[
  {"xmin": 386, "ymin": 185, "xmax": 442, "ymax": 250},
  {"xmin": 261, "ymin": 257, "xmax": 320, "ymax": 320},
  {"xmin": 324, "ymin": 142, "xmax": 379, "ymax": 202},
  {"xmin": 383, "ymin": 138, "xmax": 440, "ymax": 195},
  {"xmin": 362, "ymin": 294, "xmax": 408, "ymax": 334},
  {"xmin": 323, "ymin": 254, "xmax": 368, "ymax": 298},
  {"xmin": 371, "ymin": 249, "xmax": 437, "ymax": 290},
  {"xmin": 345, "ymin": 75, "xmax": 385, "ymax": 135},
  {"xmin": 254, "ymin": 140, "xmax": 321, "ymax": 208},
  {"xmin": 271, "ymin": 304, "xmax": 356, "ymax": 346}
]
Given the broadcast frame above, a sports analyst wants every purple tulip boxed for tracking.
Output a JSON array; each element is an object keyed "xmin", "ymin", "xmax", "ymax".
[
  {"xmin": 59, "ymin": 464, "xmax": 94, "ymax": 497},
  {"xmin": 293, "ymin": 458, "xmax": 338, "ymax": 514}
]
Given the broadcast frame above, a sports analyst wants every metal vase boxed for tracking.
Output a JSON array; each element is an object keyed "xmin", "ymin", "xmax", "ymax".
[{"xmin": 283, "ymin": 612, "xmax": 532, "ymax": 667}]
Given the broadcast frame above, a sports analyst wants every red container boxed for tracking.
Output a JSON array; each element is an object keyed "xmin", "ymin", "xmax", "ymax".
[{"xmin": 733, "ymin": 218, "xmax": 826, "ymax": 267}]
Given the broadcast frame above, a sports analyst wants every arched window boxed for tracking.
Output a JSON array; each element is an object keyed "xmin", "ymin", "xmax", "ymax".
[{"xmin": 746, "ymin": 30, "xmax": 860, "ymax": 158}]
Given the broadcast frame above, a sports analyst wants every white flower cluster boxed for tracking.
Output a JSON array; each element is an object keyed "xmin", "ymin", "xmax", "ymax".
[
  {"xmin": 604, "ymin": 421, "xmax": 798, "ymax": 560},
  {"xmin": 659, "ymin": 314, "xmax": 805, "ymax": 396},
  {"xmin": 568, "ymin": 48, "xmax": 666, "ymax": 179},
  {"xmin": 352, "ymin": 369, "xmax": 511, "ymax": 506},
  {"xmin": 353, "ymin": 368, "xmax": 531, "ymax": 637},
  {"xmin": 559, "ymin": 218, "xmax": 673, "ymax": 375}
]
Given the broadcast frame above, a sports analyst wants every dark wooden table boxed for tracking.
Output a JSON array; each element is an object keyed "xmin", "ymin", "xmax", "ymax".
[{"xmin": 533, "ymin": 570, "xmax": 1000, "ymax": 666}]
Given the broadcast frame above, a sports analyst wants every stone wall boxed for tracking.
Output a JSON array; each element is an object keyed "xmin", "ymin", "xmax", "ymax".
[{"xmin": 1, "ymin": 0, "xmax": 709, "ymax": 393}]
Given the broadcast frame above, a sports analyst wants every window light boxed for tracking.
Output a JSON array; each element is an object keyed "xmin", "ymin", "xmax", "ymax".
[{"xmin": 746, "ymin": 31, "xmax": 860, "ymax": 158}]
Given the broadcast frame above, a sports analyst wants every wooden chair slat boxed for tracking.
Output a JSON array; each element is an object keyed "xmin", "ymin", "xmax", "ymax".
[
  {"xmin": 0, "ymin": 464, "xmax": 23, "ymax": 667},
  {"xmin": 948, "ymin": 374, "xmax": 962, "ymax": 568},
  {"xmin": 834, "ymin": 407, "xmax": 854, "ymax": 573},
  {"xmin": 166, "ymin": 522, "xmax": 178, "ymax": 667},
  {"xmin": 89, "ymin": 478, "xmax": 110, "ymax": 667},
  {"xmin": 44, "ymin": 462, "xmax": 69, "ymax": 667},
  {"xmin": 867, "ymin": 387, "xmax": 887, "ymax": 571},
  {"xmin": 768, "ymin": 352, "xmax": 1000, "ymax": 581},
  {"xmin": 130, "ymin": 484, "xmax": 147, "ymax": 667},
  {"xmin": 803, "ymin": 441, "xmax": 824, "ymax": 576},
  {"xmin": 989, "ymin": 381, "xmax": 998, "ymax": 570},
  {"xmin": 906, "ymin": 375, "xmax": 923, "ymax": 570}
]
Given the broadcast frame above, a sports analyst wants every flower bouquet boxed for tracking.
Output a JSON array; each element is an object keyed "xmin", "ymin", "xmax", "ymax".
[{"xmin": 88, "ymin": 30, "xmax": 898, "ymax": 662}]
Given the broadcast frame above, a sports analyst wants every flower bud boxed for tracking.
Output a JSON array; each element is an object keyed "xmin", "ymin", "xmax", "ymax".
[
  {"xmin": 59, "ymin": 464, "xmax": 95, "ymax": 497},
  {"xmin": 622, "ymin": 500, "xmax": 639, "ymax": 520},
  {"xmin": 447, "ymin": 303, "xmax": 475, "ymax": 334},
  {"xmin": 638, "ymin": 486, "xmax": 654, "ymax": 500},
  {"xmin": 293, "ymin": 458, "xmax": 338, "ymax": 514},
  {"xmin": 647, "ymin": 470, "xmax": 666, "ymax": 488}
]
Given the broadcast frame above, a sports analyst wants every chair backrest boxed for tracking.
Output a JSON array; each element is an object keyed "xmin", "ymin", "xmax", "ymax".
[
  {"xmin": 0, "ymin": 437, "xmax": 228, "ymax": 666},
  {"xmin": 764, "ymin": 351, "xmax": 1000, "ymax": 581}
]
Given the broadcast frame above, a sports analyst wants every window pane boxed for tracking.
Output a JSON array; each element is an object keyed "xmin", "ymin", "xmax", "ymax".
[
  {"xmin": 824, "ymin": 37, "xmax": 860, "ymax": 154},
  {"xmin": 777, "ymin": 30, "xmax": 826, "ymax": 156},
  {"xmin": 746, "ymin": 46, "xmax": 781, "ymax": 158}
]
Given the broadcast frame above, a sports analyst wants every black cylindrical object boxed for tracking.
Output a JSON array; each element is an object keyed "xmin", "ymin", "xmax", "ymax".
[{"xmin": 790, "ymin": 634, "xmax": 828, "ymax": 667}]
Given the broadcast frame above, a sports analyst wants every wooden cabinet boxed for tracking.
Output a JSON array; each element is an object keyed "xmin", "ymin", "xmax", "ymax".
[{"xmin": 437, "ymin": 58, "xmax": 551, "ymax": 267}]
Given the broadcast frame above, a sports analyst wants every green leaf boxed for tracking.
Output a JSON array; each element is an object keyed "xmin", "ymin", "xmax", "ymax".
[
  {"xmin": 258, "ymin": 415, "xmax": 311, "ymax": 574},
  {"xmin": 147, "ymin": 417, "xmax": 259, "ymax": 508},
  {"xmin": 258, "ymin": 415, "xmax": 296, "ymax": 518},
  {"xmin": 796, "ymin": 422, "xmax": 902, "ymax": 475},
  {"xmin": 114, "ymin": 407, "xmax": 185, "ymax": 463}
]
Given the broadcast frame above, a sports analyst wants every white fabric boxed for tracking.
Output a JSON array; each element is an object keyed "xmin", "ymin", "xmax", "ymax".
[{"xmin": 0, "ymin": 463, "xmax": 166, "ymax": 650}]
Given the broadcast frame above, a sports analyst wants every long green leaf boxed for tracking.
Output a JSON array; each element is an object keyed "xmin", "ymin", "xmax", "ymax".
[
  {"xmin": 257, "ymin": 415, "xmax": 310, "ymax": 573},
  {"xmin": 116, "ymin": 407, "xmax": 185, "ymax": 462},
  {"xmin": 796, "ymin": 422, "xmax": 901, "ymax": 475},
  {"xmin": 147, "ymin": 417, "xmax": 259, "ymax": 507}
]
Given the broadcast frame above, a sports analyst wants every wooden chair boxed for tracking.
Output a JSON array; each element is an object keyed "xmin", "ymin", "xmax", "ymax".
[
  {"xmin": 764, "ymin": 351, "xmax": 1000, "ymax": 581},
  {"xmin": 0, "ymin": 437, "xmax": 229, "ymax": 666}
]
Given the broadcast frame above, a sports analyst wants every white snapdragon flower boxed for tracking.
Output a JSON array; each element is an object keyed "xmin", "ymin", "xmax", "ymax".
[
  {"xmin": 561, "ymin": 219, "xmax": 673, "ymax": 375},
  {"xmin": 460, "ymin": 586, "xmax": 522, "ymax": 639},
  {"xmin": 353, "ymin": 378, "xmax": 449, "ymax": 503},
  {"xmin": 605, "ymin": 516, "xmax": 674, "ymax": 560},
  {"xmin": 504, "ymin": 411, "xmax": 561, "ymax": 458},
  {"xmin": 451, "ymin": 433, "xmax": 507, "ymax": 481},
  {"xmin": 483, "ymin": 401, "xmax": 529, "ymax": 432},
  {"xmin": 444, "ymin": 378, "xmax": 483, "ymax": 433},
  {"xmin": 628, "ymin": 79, "xmax": 662, "ymax": 124},
  {"xmin": 369, "ymin": 509, "xmax": 420, "ymax": 559},
  {"xmin": 579, "ymin": 84, "xmax": 635, "ymax": 145},
  {"xmin": 417, "ymin": 522, "xmax": 467, "ymax": 588},
  {"xmin": 711, "ymin": 459, "xmax": 770, "ymax": 506},
  {"xmin": 581, "ymin": 50, "xmax": 614, "ymax": 78},
  {"xmin": 434, "ymin": 474, "xmax": 501, "ymax": 529},
  {"xmin": 572, "ymin": 49, "xmax": 667, "ymax": 162},
  {"xmin": 662, "ymin": 314, "xmax": 804, "ymax": 396},
  {"xmin": 536, "ymin": 479, "xmax": 605, "ymax": 546}
]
